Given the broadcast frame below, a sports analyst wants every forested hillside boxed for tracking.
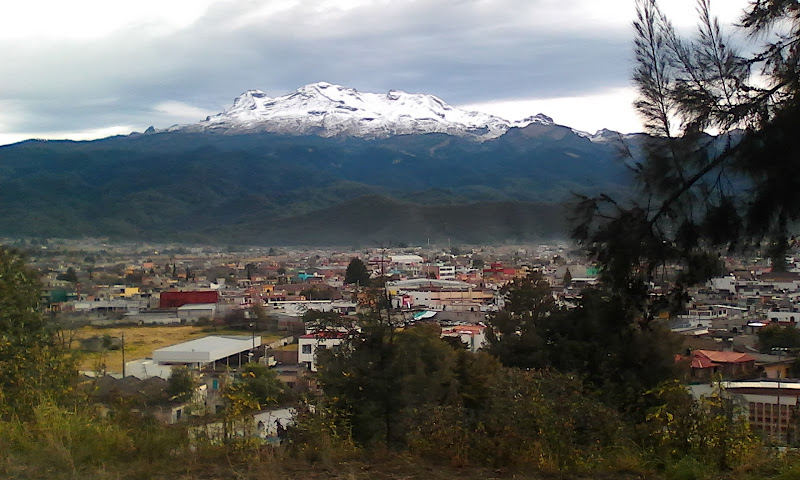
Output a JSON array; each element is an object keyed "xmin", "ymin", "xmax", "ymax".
[{"xmin": 0, "ymin": 124, "xmax": 632, "ymax": 244}]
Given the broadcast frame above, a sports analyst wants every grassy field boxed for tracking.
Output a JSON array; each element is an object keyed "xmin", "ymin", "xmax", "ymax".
[{"xmin": 68, "ymin": 325, "xmax": 282, "ymax": 374}]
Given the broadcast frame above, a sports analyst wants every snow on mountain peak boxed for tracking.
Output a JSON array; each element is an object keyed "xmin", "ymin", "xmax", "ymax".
[
  {"xmin": 231, "ymin": 89, "xmax": 269, "ymax": 110},
  {"xmin": 518, "ymin": 113, "xmax": 553, "ymax": 125},
  {"xmin": 168, "ymin": 83, "xmax": 572, "ymax": 141}
]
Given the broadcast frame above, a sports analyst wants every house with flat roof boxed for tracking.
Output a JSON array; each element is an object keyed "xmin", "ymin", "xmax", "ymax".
[
  {"xmin": 298, "ymin": 332, "xmax": 346, "ymax": 372},
  {"xmin": 724, "ymin": 379, "xmax": 800, "ymax": 443}
]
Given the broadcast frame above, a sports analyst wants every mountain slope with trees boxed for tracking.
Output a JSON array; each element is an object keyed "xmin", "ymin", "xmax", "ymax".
[
  {"xmin": 575, "ymin": 0, "xmax": 800, "ymax": 304},
  {"xmin": 0, "ymin": 122, "xmax": 632, "ymax": 244}
]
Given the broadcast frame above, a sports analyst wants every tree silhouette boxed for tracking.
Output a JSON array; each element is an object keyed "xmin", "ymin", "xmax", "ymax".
[
  {"xmin": 57, "ymin": 267, "xmax": 79, "ymax": 283},
  {"xmin": 344, "ymin": 257, "xmax": 371, "ymax": 286},
  {"xmin": 573, "ymin": 0, "xmax": 800, "ymax": 312},
  {"xmin": 166, "ymin": 366, "xmax": 195, "ymax": 402}
]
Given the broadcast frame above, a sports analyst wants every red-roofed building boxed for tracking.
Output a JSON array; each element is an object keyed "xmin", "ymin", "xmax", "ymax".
[{"xmin": 689, "ymin": 350, "xmax": 757, "ymax": 381}]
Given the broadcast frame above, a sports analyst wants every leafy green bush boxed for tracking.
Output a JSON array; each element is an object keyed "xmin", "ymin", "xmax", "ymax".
[
  {"xmin": 406, "ymin": 368, "xmax": 630, "ymax": 472},
  {"xmin": 640, "ymin": 380, "xmax": 762, "ymax": 472},
  {"xmin": 287, "ymin": 401, "xmax": 358, "ymax": 465}
]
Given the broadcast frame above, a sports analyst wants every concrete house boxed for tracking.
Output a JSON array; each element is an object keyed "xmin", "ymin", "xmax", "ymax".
[{"xmin": 298, "ymin": 332, "xmax": 346, "ymax": 372}]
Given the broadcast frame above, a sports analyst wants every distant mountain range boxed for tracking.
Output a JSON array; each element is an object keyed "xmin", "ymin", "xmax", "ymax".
[
  {"xmin": 165, "ymin": 82, "xmax": 616, "ymax": 142},
  {"xmin": 0, "ymin": 83, "xmax": 642, "ymax": 245}
]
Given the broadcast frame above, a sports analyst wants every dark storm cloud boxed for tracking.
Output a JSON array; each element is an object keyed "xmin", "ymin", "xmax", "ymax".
[{"xmin": 0, "ymin": 0, "xmax": 635, "ymax": 138}]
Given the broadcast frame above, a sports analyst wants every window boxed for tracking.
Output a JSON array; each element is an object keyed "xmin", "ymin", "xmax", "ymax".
[{"xmin": 301, "ymin": 344, "xmax": 312, "ymax": 354}]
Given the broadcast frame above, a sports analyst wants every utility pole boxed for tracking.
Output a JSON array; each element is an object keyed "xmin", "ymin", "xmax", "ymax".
[
  {"xmin": 773, "ymin": 347, "xmax": 788, "ymax": 443},
  {"xmin": 778, "ymin": 357, "xmax": 782, "ymax": 443},
  {"xmin": 121, "ymin": 333, "xmax": 126, "ymax": 378}
]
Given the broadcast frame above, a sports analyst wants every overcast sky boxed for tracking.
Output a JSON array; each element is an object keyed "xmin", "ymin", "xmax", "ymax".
[{"xmin": 0, "ymin": 0, "xmax": 753, "ymax": 146}]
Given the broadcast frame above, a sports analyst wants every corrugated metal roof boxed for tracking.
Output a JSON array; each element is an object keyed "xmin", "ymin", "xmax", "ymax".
[
  {"xmin": 695, "ymin": 349, "xmax": 755, "ymax": 364},
  {"xmin": 691, "ymin": 356, "xmax": 719, "ymax": 369},
  {"xmin": 153, "ymin": 335, "xmax": 260, "ymax": 363}
]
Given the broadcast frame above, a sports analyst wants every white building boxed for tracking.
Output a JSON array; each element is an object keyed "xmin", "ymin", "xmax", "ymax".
[
  {"xmin": 709, "ymin": 275, "xmax": 737, "ymax": 295},
  {"xmin": 437, "ymin": 264, "xmax": 456, "ymax": 280},
  {"xmin": 724, "ymin": 380, "xmax": 800, "ymax": 444},
  {"xmin": 298, "ymin": 332, "xmax": 346, "ymax": 371},
  {"xmin": 254, "ymin": 407, "xmax": 295, "ymax": 439},
  {"xmin": 765, "ymin": 309, "xmax": 800, "ymax": 325},
  {"xmin": 389, "ymin": 255, "xmax": 425, "ymax": 276},
  {"xmin": 387, "ymin": 278, "xmax": 492, "ymax": 311},
  {"xmin": 266, "ymin": 300, "xmax": 357, "ymax": 317},
  {"xmin": 678, "ymin": 305, "xmax": 729, "ymax": 328},
  {"xmin": 152, "ymin": 335, "xmax": 261, "ymax": 368},
  {"xmin": 440, "ymin": 325, "xmax": 487, "ymax": 353},
  {"xmin": 177, "ymin": 303, "xmax": 217, "ymax": 321},
  {"xmin": 124, "ymin": 359, "xmax": 174, "ymax": 380}
]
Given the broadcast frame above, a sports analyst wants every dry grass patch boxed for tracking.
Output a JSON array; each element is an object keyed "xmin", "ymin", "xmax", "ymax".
[{"xmin": 68, "ymin": 325, "xmax": 281, "ymax": 374}]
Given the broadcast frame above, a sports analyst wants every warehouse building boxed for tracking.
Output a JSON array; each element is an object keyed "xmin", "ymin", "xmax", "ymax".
[{"xmin": 152, "ymin": 335, "xmax": 261, "ymax": 369}]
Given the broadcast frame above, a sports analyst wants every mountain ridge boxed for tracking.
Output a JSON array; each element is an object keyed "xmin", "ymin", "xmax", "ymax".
[
  {"xmin": 165, "ymin": 82, "xmax": 567, "ymax": 141},
  {"xmin": 0, "ymin": 82, "xmax": 649, "ymax": 245}
]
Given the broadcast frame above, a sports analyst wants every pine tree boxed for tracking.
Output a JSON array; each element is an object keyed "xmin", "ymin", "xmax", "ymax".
[
  {"xmin": 573, "ymin": 0, "xmax": 800, "ymax": 310},
  {"xmin": 344, "ymin": 257, "xmax": 371, "ymax": 286}
]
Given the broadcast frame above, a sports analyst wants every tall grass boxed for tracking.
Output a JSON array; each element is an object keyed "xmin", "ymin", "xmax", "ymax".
[{"xmin": 0, "ymin": 402, "xmax": 192, "ymax": 479}]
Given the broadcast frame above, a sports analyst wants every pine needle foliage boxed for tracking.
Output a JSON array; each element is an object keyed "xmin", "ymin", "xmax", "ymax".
[{"xmin": 574, "ymin": 0, "xmax": 800, "ymax": 311}]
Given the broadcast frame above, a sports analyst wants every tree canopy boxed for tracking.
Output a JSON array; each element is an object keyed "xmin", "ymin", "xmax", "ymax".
[
  {"xmin": 313, "ymin": 298, "xmax": 632, "ymax": 467},
  {"xmin": 486, "ymin": 273, "xmax": 681, "ymax": 407},
  {"xmin": 573, "ymin": 0, "xmax": 800, "ymax": 309},
  {"xmin": 0, "ymin": 247, "xmax": 76, "ymax": 418},
  {"xmin": 757, "ymin": 324, "xmax": 800, "ymax": 353},
  {"xmin": 344, "ymin": 257, "xmax": 371, "ymax": 286},
  {"xmin": 165, "ymin": 366, "xmax": 195, "ymax": 403}
]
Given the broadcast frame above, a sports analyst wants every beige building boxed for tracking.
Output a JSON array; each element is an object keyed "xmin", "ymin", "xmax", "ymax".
[
  {"xmin": 387, "ymin": 278, "xmax": 494, "ymax": 311},
  {"xmin": 725, "ymin": 380, "xmax": 800, "ymax": 444}
]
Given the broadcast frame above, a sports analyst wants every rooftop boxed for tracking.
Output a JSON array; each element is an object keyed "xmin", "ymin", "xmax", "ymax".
[
  {"xmin": 389, "ymin": 278, "xmax": 475, "ymax": 290},
  {"xmin": 694, "ymin": 350, "xmax": 756, "ymax": 364},
  {"xmin": 152, "ymin": 335, "xmax": 261, "ymax": 364}
]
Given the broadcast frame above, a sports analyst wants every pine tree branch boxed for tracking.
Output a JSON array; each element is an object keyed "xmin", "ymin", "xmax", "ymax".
[{"xmin": 647, "ymin": 142, "xmax": 738, "ymax": 228}]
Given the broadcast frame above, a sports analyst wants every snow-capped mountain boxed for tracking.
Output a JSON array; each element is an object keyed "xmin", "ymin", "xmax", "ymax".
[{"xmin": 167, "ymin": 82, "xmax": 555, "ymax": 140}]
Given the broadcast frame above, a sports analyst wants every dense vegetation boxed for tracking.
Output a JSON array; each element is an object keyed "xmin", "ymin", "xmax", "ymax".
[
  {"xmin": 0, "ymin": 246, "xmax": 76, "ymax": 419},
  {"xmin": 0, "ymin": 255, "xmax": 795, "ymax": 479},
  {"xmin": 0, "ymin": 247, "xmax": 781, "ymax": 479},
  {"xmin": 0, "ymin": 124, "xmax": 630, "ymax": 244}
]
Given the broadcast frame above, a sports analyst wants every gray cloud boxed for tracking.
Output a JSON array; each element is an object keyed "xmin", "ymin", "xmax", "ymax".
[{"xmin": 0, "ymin": 0, "xmax": 636, "ymax": 138}]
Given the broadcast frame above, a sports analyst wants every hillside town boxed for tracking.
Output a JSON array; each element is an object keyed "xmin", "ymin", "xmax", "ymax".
[{"xmin": 8, "ymin": 236, "xmax": 800, "ymax": 445}]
